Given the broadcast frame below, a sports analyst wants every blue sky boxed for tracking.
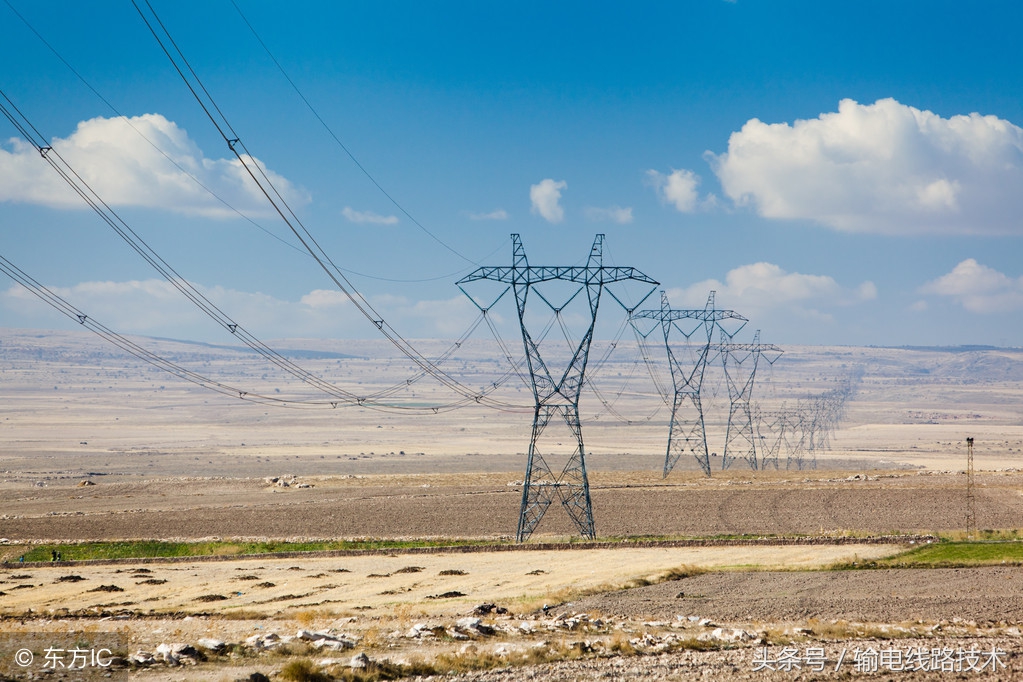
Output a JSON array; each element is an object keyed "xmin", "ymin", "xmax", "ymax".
[{"xmin": 2, "ymin": 1, "xmax": 1022, "ymax": 348}]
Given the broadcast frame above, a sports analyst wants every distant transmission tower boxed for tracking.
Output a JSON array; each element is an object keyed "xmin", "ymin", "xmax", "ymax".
[
  {"xmin": 631, "ymin": 291, "xmax": 746, "ymax": 477},
  {"xmin": 785, "ymin": 385, "xmax": 851, "ymax": 470},
  {"xmin": 720, "ymin": 331, "xmax": 783, "ymax": 470},
  {"xmin": 966, "ymin": 436, "xmax": 976, "ymax": 539},
  {"xmin": 754, "ymin": 406, "xmax": 784, "ymax": 469},
  {"xmin": 458, "ymin": 234, "xmax": 657, "ymax": 541}
]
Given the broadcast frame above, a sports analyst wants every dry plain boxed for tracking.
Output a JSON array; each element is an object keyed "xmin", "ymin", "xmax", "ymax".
[{"xmin": 2, "ymin": 328, "xmax": 1023, "ymax": 680}]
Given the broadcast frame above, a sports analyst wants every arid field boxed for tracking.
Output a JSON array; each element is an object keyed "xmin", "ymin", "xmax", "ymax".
[{"xmin": 2, "ymin": 328, "xmax": 1023, "ymax": 680}]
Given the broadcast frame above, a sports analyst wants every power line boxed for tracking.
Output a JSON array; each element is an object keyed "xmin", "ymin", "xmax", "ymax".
[
  {"xmin": 3, "ymin": 0, "xmax": 481, "ymax": 285},
  {"xmin": 0, "ymin": 90, "xmax": 525, "ymax": 413},
  {"xmin": 228, "ymin": 0, "xmax": 478, "ymax": 266},
  {"xmin": 130, "ymin": 0, "xmax": 520, "ymax": 410},
  {"xmin": 2, "ymin": 1, "xmax": 527, "ymax": 412},
  {"xmin": 0, "ymin": 251, "xmax": 505, "ymax": 413},
  {"xmin": 0, "ymin": 0, "xmax": 312, "ymax": 257},
  {"xmin": 0, "ymin": 251, "xmax": 331, "ymax": 409},
  {"xmin": 0, "ymin": 89, "xmax": 339, "ymax": 403},
  {"xmin": 1, "ymin": 2, "xmax": 527, "ymax": 404}
]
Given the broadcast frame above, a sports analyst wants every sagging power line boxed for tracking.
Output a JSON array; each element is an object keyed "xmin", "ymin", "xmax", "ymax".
[
  {"xmin": 130, "ymin": 0, "xmax": 527, "ymax": 412},
  {"xmin": 0, "ymin": 90, "xmax": 526, "ymax": 413}
]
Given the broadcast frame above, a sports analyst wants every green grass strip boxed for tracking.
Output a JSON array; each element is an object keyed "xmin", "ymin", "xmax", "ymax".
[
  {"xmin": 7, "ymin": 538, "xmax": 491, "ymax": 563},
  {"xmin": 835, "ymin": 540, "xmax": 1023, "ymax": 569}
]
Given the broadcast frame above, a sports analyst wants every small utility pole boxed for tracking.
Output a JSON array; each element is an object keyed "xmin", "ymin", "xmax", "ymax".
[{"xmin": 966, "ymin": 436, "xmax": 976, "ymax": 539}]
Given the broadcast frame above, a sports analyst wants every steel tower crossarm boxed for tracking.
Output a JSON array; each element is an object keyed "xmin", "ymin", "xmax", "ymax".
[
  {"xmin": 458, "ymin": 266, "xmax": 656, "ymax": 287},
  {"xmin": 458, "ymin": 234, "xmax": 657, "ymax": 541},
  {"xmin": 714, "ymin": 342, "xmax": 784, "ymax": 356},
  {"xmin": 632, "ymin": 301, "xmax": 747, "ymax": 328}
]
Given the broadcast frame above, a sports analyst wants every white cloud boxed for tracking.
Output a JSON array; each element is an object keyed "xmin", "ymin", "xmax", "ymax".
[
  {"xmin": 341, "ymin": 206, "xmax": 399, "ymax": 225},
  {"xmin": 919, "ymin": 259, "xmax": 1023, "ymax": 313},
  {"xmin": 666, "ymin": 262, "xmax": 876, "ymax": 324},
  {"xmin": 0, "ymin": 114, "xmax": 307, "ymax": 217},
  {"xmin": 3, "ymin": 279, "xmax": 216, "ymax": 333},
  {"xmin": 647, "ymin": 168, "xmax": 702, "ymax": 213},
  {"xmin": 1, "ymin": 278, "xmax": 477, "ymax": 341},
  {"xmin": 584, "ymin": 205, "xmax": 633, "ymax": 224},
  {"xmin": 530, "ymin": 178, "xmax": 567, "ymax": 223},
  {"xmin": 856, "ymin": 281, "xmax": 878, "ymax": 301},
  {"xmin": 709, "ymin": 98, "xmax": 1023, "ymax": 235},
  {"xmin": 299, "ymin": 289, "xmax": 351, "ymax": 309},
  {"xmin": 466, "ymin": 209, "xmax": 509, "ymax": 221}
]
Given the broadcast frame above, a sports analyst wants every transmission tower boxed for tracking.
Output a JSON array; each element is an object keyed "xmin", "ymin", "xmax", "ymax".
[
  {"xmin": 720, "ymin": 330, "xmax": 783, "ymax": 470},
  {"xmin": 754, "ymin": 405, "xmax": 785, "ymax": 470},
  {"xmin": 631, "ymin": 291, "xmax": 746, "ymax": 477},
  {"xmin": 966, "ymin": 436, "xmax": 976, "ymax": 539},
  {"xmin": 783, "ymin": 384, "xmax": 851, "ymax": 469},
  {"xmin": 457, "ymin": 234, "xmax": 657, "ymax": 541}
]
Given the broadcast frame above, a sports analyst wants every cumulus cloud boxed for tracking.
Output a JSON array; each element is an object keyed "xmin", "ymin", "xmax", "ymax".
[
  {"xmin": 666, "ymin": 262, "xmax": 876, "ymax": 323},
  {"xmin": 299, "ymin": 288, "xmax": 351, "ymax": 309},
  {"xmin": 709, "ymin": 98, "xmax": 1023, "ymax": 235},
  {"xmin": 0, "ymin": 114, "xmax": 307, "ymax": 217},
  {"xmin": 584, "ymin": 205, "xmax": 633, "ymax": 223},
  {"xmin": 647, "ymin": 168, "xmax": 703, "ymax": 212},
  {"xmin": 530, "ymin": 178, "xmax": 567, "ymax": 223},
  {"xmin": 341, "ymin": 207, "xmax": 399, "ymax": 225},
  {"xmin": 919, "ymin": 259, "xmax": 1023, "ymax": 313},
  {"xmin": 466, "ymin": 209, "xmax": 509, "ymax": 221}
]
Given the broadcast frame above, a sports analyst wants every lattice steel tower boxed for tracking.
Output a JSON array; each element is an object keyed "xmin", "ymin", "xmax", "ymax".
[
  {"xmin": 458, "ymin": 234, "xmax": 657, "ymax": 541},
  {"xmin": 720, "ymin": 330, "xmax": 783, "ymax": 470},
  {"xmin": 631, "ymin": 291, "xmax": 746, "ymax": 477}
]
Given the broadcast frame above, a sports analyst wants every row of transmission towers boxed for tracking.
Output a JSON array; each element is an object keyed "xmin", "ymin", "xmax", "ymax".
[
  {"xmin": 631, "ymin": 291, "xmax": 785, "ymax": 477},
  {"xmin": 754, "ymin": 384, "xmax": 852, "ymax": 470},
  {"xmin": 458, "ymin": 235, "xmax": 850, "ymax": 540}
]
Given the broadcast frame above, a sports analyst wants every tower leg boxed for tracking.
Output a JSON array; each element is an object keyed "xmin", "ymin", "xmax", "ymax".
[
  {"xmin": 664, "ymin": 391, "xmax": 711, "ymax": 477},
  {"xmin": 723, "ymin": 400, "xmax": 758, "ymax": 470},
  {"xmin": 555, "ymin": 405, "xmax": 595, "ymax": 538},
  {"xmin": 517, "ymin": 407, "xmax": 555, "ymax": 541},
  {"xmin": 516, "ymin": 405, "xmax": 595, "ymax": 541}
]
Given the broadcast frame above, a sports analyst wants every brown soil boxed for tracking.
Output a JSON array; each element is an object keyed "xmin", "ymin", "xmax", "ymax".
[
  {"xmin": 442, "ymin": 639, "xmax": 1023, "ymax": 682},
  {"xmin": 574, "ymin": 566, "xmax": 1023, "ymax": 624},
  {"xmin": 3, "ymin": 332, "xmax": 1023, "ymax": 679},
  {"xmin": 1, "ymin": 471, "xmax": 1020, "ymax": 541}
]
